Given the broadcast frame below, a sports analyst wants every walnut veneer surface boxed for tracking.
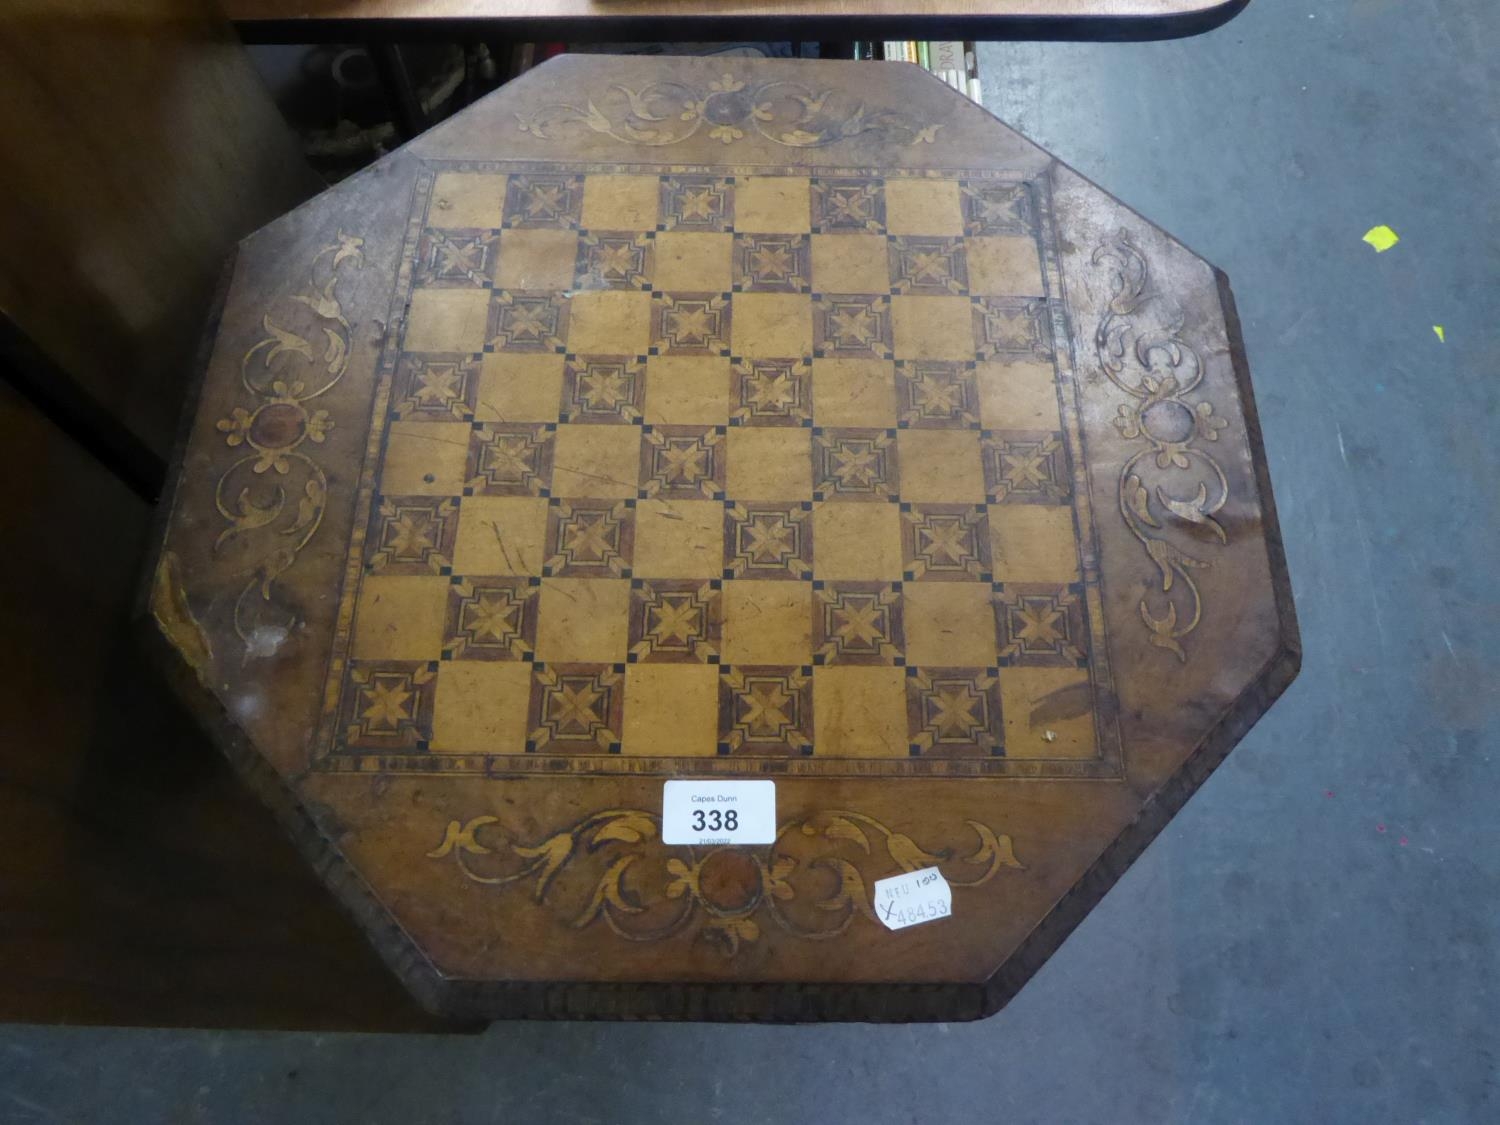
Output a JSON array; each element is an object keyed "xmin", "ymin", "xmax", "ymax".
[{"xmin": 147, "ymin": 57, "xmax": 1297, "ymax": 1021}]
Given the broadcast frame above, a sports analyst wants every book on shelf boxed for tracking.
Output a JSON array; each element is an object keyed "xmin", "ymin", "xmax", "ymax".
[
  {"xmin": 875, "ymin": 41, "xmax": 980, "ymax": 105},
  {"xmin": 926, "ymin": 41, "xmax": 982, "ymax": 105}
]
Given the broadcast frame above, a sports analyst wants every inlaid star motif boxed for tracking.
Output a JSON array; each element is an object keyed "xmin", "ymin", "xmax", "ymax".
[
  {"xmin": 741, "ymin": 682, "xmax": 794, "ymax": 737},
  {"xmin": 550, "ymin": 681, "xmax": 605, "ymax": 732},
  {"xmin": 984, "ymin": 432, "xmax": 1066, "ymax": 503},
  {"xmin": 749, "ymin": 243, "xmax": 794, "ymax": 278},
  {"xmin": 413, "ymin": 365, "xmax": 463, "ymax": 406},
  {"xmin": 928, "ymin": 684, "xmax": 983, "ymax": 738},
  {"xmin": 977, "ymin": 197, "xmax": 1015, "ymax": 224},
  {"xmin": 595, "ymin": 242, "xmax": 639, "ymax": 276},
  {"xmin": 579, "ymin": 368, "xmax": 632, "ymax": 411},
  {"xmin": 524, "ymin": 185, "xmax": 567, "ymax": 219},
  {"xmin": 1014, "ymin": 601, "xmax": 1065, "ymax": 647},
  {"xmin": 465, "ymin": 592, "xmax": 522, "ymax": 641},
  {"xmin": 678, "ymin": 188, "xmax": 719, "ymax": 221},
  {"xmin": 1002, "ymin": 447, "xmax": 1052, "ymax": 489},
  {"xmin": 529, "ymin": 667, "xmax": 621, "ymax": 749},
  {"xmin": 746, "ymin": 371, "xmax": 796, "ymax": 411},
  {"xmin": 629, "ymin": 581, "xmax": 719, "ymax": 662},
  {"xmin": 744, "ymin": 515, "xmax": 795, "ymax": 563},
  {"xmin": 361, "ymin": 681, "xmax": 412, "ymax": 729},
  {"xmin": 815, "ymin": 584, "xmax": 902, "ymax": 664},
  {"xmin": 431, "ymin": 235, "xmax": 486, "ymax": 280},
  {"xmin": 387, "ymin": 513, "xmax": 436, "ymax": 558},
  {"xmin": 667, "ymin": 305, "xmax": 715, "ymax": 342},
  {"xmin": 658, "ymin": 441, "xmax": 709, "ymax": 483},
  {"xmin": 829, "ymin": 306, "xmax": 876, "ymax": 344},
  {"xmin": 650, "ymin": 599, "xmax": 702, "ymax": 645},
  {"xmin": 487, "ymin": 436, "xmax": 538, "ymax": 478},
  {"xmin": 911, "ymin": 378, "xmax": 963, "ymax": 416},
  {"xmin": 994, "ymin": 585, "xmax": 1085, "ymax": 666},
  {"xmin": 918, "ymin": 520, "xmax": 971, "ymax": 564},
  {"xmin": 505, "ymin": 304, "xmax": 554, "ymax": 341},
  {"xmin": 829, "ymin": 443, "xmax": 881, "ymax": 487},
  {"xmin": 562, "ymin": 513, "xmax": 618, "ymax": 560},
  {"xmin": 907, "ymin": 250, "xmax": 952, "ymax": 283},
  {"xmin": 833, "ymin": 600, "xmax": 886, "ymax": 646},
  {"xmin": 968, "ymin": 188, "xmax": 1028, "ymax": 232},
  {"xmin": 826, "ymin": 189, "xmax": 875, "ymax": 224}
]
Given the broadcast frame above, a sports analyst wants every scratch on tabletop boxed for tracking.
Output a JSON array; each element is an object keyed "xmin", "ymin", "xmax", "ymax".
[
  {"xmin": 396, "ymin": 430, "xmax": 470, "ymax": 448},
  {"xmin": 487, "ymin": 521, "xmax": 516, "ymax": 573}
]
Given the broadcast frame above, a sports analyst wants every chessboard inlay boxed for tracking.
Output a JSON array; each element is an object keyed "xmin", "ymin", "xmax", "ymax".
[{"xmin": 313, "ymin": 161, "xmax": 1122, "ymax": 778}]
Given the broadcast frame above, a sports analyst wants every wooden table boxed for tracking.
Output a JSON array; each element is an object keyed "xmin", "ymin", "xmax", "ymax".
[
  {"xmin": 147, "ymin": 55, "xmax": 1297, "ymax": 1022},
  {"xmin": 227, "ymin": 0, "xmax": 1251, "ymax": 43}
]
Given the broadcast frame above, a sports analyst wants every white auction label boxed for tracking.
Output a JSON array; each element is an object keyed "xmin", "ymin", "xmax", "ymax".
[
  {"xmin": 661, "ymin": 780, "xmax": 776, "ymax": 846},
  {"xmin": 873, "ymin": 867, "xmax": 953, "ymax": 931}
]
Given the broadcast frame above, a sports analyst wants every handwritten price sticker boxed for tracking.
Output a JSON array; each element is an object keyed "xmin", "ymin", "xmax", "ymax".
[
  {"xmin": 662, "ymin": 780, "xmax": 776, "ymax": 846},
  {"xmin": 873, "ymin": 867, "xmax": 953, "ymax": 931}
]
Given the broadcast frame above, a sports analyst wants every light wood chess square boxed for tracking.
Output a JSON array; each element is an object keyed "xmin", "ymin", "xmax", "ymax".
[
  {"xmin": 734, "ymin": 176, "xmax": 811, "ymax": 233},
  {"xmin": 452, "ymin": 496, "xmax": 549, "ymax": 575},
  {"xmin": 581, "ymin": 174, "xmax": 660, "ymax": 229},
  {"xmin": 966, "ymin": 235, "xmax": 1045, "ymax": 297},
  {"xmin": 813, "ymin": 666, "xmax": 908, "ymax": 756},
  {"xmin": 551, "ymin": 424, "xmax": 641, "ymax": 498},
  {"xmin": 1001, "ymin": 666, "xmax": 1097, "ymax": 758},
  {"xmin": 722, "ymin": 580, "xmax": 813, "ymax": 665},
  {"xmin": 430, "ymin": 662, "xmax": 531, "ymax": 752},
  {"xmin": 535, "ymin": 577, "xmax": 630, "ymax": 663},
  {"xmin": 405, "ymin": 288, "xmax": 491, "ymax": 353},
  {"xmin": 621, "ymin": 664, "xmax": 719, "ymax": 755},
  {"xmin": 731, "ymin": 293, "xmax": 813, "ymax": 359},
  {"xmin": 381, "ymin": 421, "xmax": 472, "ymax": 495},
  {"xmin": 633, "ymin": 499, "xmax": 724, "ymax": 578},
  {"xmin": 811, "ymin": 358, "xmax": 898, "ymax": 427},
  {"xmin": 891, "ymin": 294, "xmax": 974, "ymax": 360},
  {"xmin": 475, "ymin": 354, "xmax": 564, "ymax": 423},
  {"xmin": 496, "ymin": 229, "xmax": 580, "ymax": 290},
  {"xmin": 976, "ymin": 360, "xmax": 1061, "ymax": 430},
  {"xmin": 809, "ymin": 234, "xmax": 889, "ymax": 294},
  {"xmin": 643, "ymin": 356, "xmax": 732, "ymax": 426},
  {"xmin": 897, "ymin": 430, "xmax": 985, "ymax": 503},
  {"xmin": 566, "ymin": 290, "xmax": 651, "ymax": 355},
  {"xmin": 653, "ymin": 231, "xmax": 733, "ymax": 292},
  {"xmin": 902, "ymin": 583, "xmax": 998, "ymax": 667},
  {"xmin": 430, "ymin": 171, "xmax": 506, "ymax": 228},
  {"xmin": 725, "ymin": 427, "xmax": 812, "ymax": 499},
  {"xmin": 352, "ymin": 575, "xmax": 449, "ymax": 661},
  {"xmin": 812, "ymin": 501, "xmax": 903, "ymax": 581},
  {"xmin": 989, "ymin": 505, "xmax": 1081, "ymax": 582},
  {"xmin": 884, "ymin": 178, "xmax": 964, "ymax": 237}
]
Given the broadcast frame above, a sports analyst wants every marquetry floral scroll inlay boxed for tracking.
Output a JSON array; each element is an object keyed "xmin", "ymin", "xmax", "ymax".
[
  {"xmin": 428, "ymin": 810, "xmax": 1022, "ymax": 955},
  {"xmin": 212, "ymin": 231, "xmax": 364, "ymax": 657},
  {"xmin": 1092, "ymin": 233, "xmax": 1230, "ymax": 660},
  {"xmin": 515, "ymin": 74, "xmax": 943, "ymax": 149}
]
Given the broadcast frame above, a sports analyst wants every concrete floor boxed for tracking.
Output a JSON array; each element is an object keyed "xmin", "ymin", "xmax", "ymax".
[{"xmin": 3, "ymin": 0, "xmax": 1497, "ymax": 1120}]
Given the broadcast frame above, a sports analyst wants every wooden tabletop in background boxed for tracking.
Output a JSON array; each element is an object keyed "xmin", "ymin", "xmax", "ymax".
[{"xmin": 226, "ymin": 0, "xmax": 1251, "ymax": 43}]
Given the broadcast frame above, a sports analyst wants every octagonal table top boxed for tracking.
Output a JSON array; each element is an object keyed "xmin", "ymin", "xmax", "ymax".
[{"xmin": 147, "ymin": 56, "xmax": 1298, "ymax": 1022}]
